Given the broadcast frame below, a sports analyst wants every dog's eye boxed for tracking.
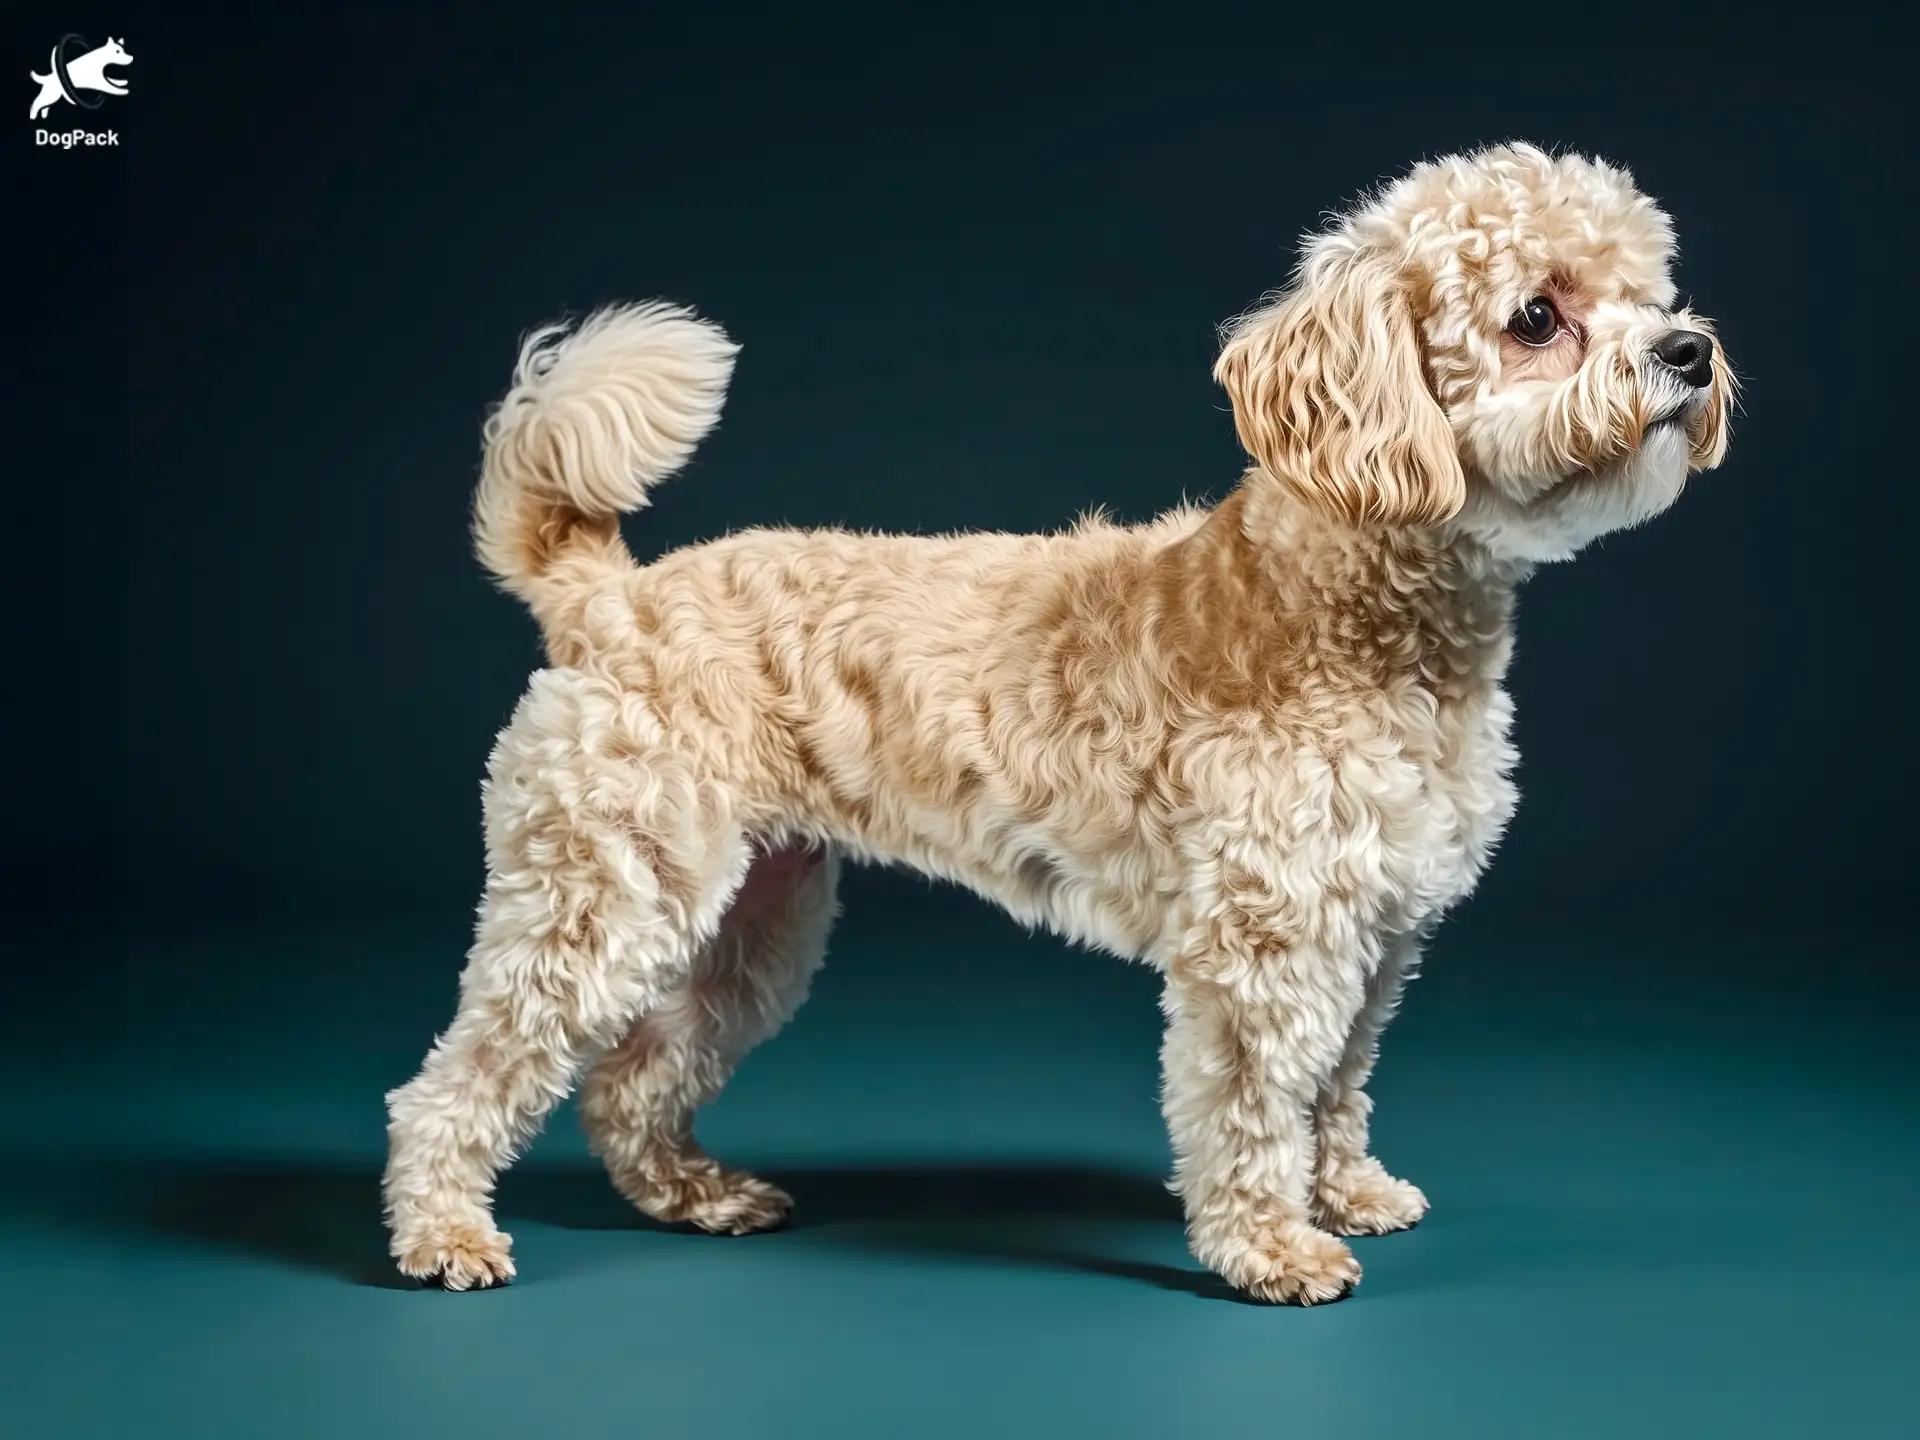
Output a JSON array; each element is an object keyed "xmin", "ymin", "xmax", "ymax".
[{"xmin": 1507, "ymin": 296, "xmax": 1562, "ymax": 347}]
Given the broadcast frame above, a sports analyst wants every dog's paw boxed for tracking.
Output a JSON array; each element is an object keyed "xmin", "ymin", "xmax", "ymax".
[
  {"xmin": 680, "ymin": 1171, "xmax": 794, "ymax": 1236},
  {"xmin": 1203, "ymin": 1220, "xmax": 1360, "ymax": 1306},
  {"xmin": 394, "ymin": 1223, "xmax": 516, "ymax": 1291},
  {"xmin": 1316, "ymin": 1157, "xmax": 1429, "ymax": 1236},
  {"xmin": 621, "ymin": 1164, "xmax": 794, "ymax": 1236}
]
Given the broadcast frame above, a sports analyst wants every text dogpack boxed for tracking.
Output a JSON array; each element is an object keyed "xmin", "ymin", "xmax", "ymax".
[{"xmin": 36, "ymin": 127, "xmax": 119, "ymax": 148}]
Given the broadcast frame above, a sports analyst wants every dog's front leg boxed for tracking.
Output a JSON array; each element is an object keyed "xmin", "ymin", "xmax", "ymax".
[
  {"xmin": 1159, "ymin": 892, "xmax": 1374, "ymax": 1305},
  {"xmin": 1312, "ymin": 931, "xmax": 1430, "ymax": 1235}
]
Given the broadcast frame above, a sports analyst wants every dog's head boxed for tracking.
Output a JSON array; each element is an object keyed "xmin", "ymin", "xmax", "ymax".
[{"xmin": 1215, "ymin": 143, "xmax": 1733, "ymax": 563}]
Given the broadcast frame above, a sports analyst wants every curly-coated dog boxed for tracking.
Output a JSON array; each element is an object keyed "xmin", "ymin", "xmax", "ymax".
[{"xmin": 383, "ymin": 142, "xmax": 1733, "ymax": 1302}]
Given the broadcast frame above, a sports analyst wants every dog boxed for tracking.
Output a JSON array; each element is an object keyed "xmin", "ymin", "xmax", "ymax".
[
  {"xmin": 383, "ymin": 143, "xmax": 1732, "ymax": 1302},
  {"xmin": 28, "ymin": 36, "xmax": 131, "ymax": 120}
]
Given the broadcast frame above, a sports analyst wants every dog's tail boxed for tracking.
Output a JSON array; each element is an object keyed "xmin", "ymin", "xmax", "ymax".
[{"xmin": 472, "ymin": 301, "xmax": 739, "ymax": 621}]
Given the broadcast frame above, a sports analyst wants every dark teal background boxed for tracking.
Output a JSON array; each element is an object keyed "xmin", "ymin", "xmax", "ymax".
[{"xmin": 6, "ymin": 5, "xmax": 1915, "ymax": 1437}]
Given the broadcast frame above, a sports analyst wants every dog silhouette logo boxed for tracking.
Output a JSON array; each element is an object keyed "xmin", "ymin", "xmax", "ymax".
[{"xmin": 29, "ymin": 34, "xmax": 131, "ymax": 120}]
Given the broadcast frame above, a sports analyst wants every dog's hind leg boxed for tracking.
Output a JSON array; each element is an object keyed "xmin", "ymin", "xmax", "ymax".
[
  {"xmin": 382, "ymin": 668, "xmax": 750, "ymax": 1290},
  {"xmin": 579, "ymin": 843, "xmax": 839, "ymax": 1234}
]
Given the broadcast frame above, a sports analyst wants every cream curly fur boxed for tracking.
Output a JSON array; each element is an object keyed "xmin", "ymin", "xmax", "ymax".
[{"xmin": 383, "ymin": 142, "xmax": 1733, "ymax": 1301}]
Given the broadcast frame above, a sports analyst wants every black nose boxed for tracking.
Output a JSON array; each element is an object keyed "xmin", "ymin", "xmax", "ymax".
[{"xmin": 1652, "ymin": 329, "xmax": 1714, "ymax": 389}]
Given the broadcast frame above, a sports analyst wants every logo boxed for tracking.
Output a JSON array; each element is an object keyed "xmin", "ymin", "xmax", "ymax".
[{"xmin": 29, "ymin": 34, "xmax": 130, "ymax": 146}]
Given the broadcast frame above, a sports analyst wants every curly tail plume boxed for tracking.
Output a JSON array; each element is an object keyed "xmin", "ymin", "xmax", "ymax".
[{"xmin": 471, "ymin": 302, "xmax": 738, "ymax": 620}]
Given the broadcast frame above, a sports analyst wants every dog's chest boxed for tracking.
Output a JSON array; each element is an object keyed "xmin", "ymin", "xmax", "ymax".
[{"xmin": 1403, "ymin": 681, "xmax": 1520, "ymax": 918}]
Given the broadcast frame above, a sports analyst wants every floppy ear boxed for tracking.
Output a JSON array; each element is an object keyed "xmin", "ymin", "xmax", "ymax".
[{"xmin": 1214, "ymin": 249, "xmax": 1465, "ymax": 527}]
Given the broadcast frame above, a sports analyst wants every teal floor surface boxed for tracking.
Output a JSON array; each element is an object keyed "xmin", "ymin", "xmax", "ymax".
[{"xmin": 4, "ymin": 903, "xmax": 1914, "ymax": 1438}]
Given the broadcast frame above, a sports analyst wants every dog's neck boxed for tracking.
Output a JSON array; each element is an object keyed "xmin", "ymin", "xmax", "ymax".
[{"xmin": 1150, "ymin": 473, "xmax": 1521, "ymax": 709}]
